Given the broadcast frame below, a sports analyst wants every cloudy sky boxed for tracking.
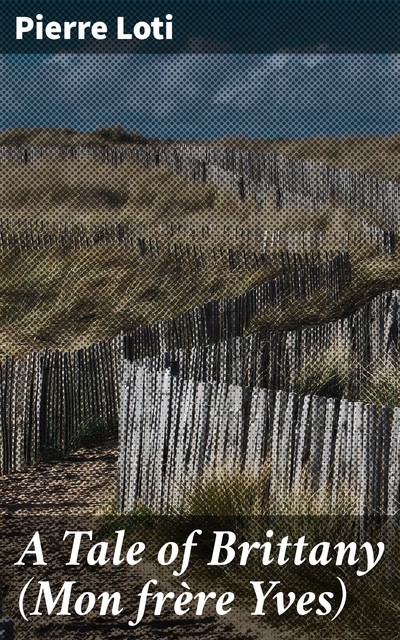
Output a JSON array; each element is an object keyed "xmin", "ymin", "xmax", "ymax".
[{"xmin": 1, "ymin": 53, "xmax": 399, "ymax": 138}]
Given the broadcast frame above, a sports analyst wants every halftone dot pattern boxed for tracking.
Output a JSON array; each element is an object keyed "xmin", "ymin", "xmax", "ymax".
[{"xmin": 1, "ymin": 33, "xmax": 400, "ymax": 640}]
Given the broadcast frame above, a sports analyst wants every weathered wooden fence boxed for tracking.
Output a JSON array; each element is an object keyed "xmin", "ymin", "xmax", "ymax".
[
  {"xmin": 119, "ymin": 365, "xmax": 400, "ymax": 516},
  {"xmin": 135, "ymin": 144, "xmax": 400, "ymax": 234},
  {"xmin": 0, "ymin": 250, "xmax": 348, "ymax": 475},
  {"xmin": 0, "ymin": 340, "xmax": 122, "ymax": 474},
  {"xmin": 1, "ymin": 143, "xmax": 398, "ymax": 515},
  {"xmin": 1, "ymin": 287, "xmax": 398, "ymax": 476},
  {"xmin": 0, "ymin": 217, "xmax": 392, "ymax": 256},
  {"xmin": 2, "ymin": 144, "xmax": 400, "ymax": 225},
  {"xmin": 0, "ymin": 216, "xmax": 358, "ymax": 274},
  {"xmin": 0, "ymin": 253, "xmax": 349, "ymax": 474},
  {"xmin": 122, "ymin": 251, "xmax": 352, "ymax": 356},
  {"xmin": 124, "ymin": 287, "xmax": 399, "ymax": 371},
  {"xmin": 1, "ymin": 145, "xmax": 398, "ymax": 250}
]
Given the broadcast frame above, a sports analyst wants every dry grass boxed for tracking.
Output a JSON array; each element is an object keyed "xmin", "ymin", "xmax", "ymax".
[
  {"xmin": 184, "ymin": 463, "xmax": 358, "ymax": 517},
  {"xmin": 0, "ymin": 245, "xmax": 272, "ymax": 356},
  {"xmin": 289, "ymin": 344, "xmax": 357, "ymax": 398},
  {"xmin": 4, "ymin": 125, "xmax": 400, "ymax": 181},
  {"xmin": 213, "ymin": 133, "xmax": 400, "ymax": 182},
  {"xmin": 0, "ymin": 155, "xmax": 372, "ymax": 239},
  {"xmin": 248, "ymin": 250, "xmax": 400, "ymax": 333},
  {"xmin": 0, "ymin": 130, "xmax": 399, "ymax": 359},
  {"xmin": 361, "ymin": 359, "xmax": 400, "ymax": 407},
  {"xmin": 0, "ymin": 125, "xmax": 147, "ymax": 148},
  {"xmin": 0, "ymin": 239, "xmax": 397, "ymax": 358}
]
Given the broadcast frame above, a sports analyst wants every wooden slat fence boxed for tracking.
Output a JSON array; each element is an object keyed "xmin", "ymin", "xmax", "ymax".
[
  {"xmin": 124, "ymin": 288, "xmax": 399, "ymax": 372},
  {"xmin": 0, "ymin": 219, "xmax": 393, "ymax": 256},
  {"xmin": 0, "ymin": 217, "xmax": 360, "ymax": 273},
  {"xmin": 0, "ymin": 252, "xmax": 348, "ymax": 475},
  {"xmin": 0, "ymin": 339, "xmax": 122, "ymax": 474},
  {"xmin": 2, "ymin": 144, "xmax": 399, "ymax": 223},
  {"xmin": 1, "ymin": 287, "xmax": 399, "ymax": 476},
  {"xmin": 119, "ymin": 364, "xmax": 400, "ymax": 516},
  {"xmin": 121, "ymin": 251, "xmax": 352, "ymax": 357},
  {"xmin": 1, "ymin": 145, "xmax": 398, "ymax": 251}
]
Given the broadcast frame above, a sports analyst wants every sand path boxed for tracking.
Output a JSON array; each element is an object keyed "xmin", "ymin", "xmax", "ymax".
[{"xmin": 0, "ymin": 442, "xmax": 285, "ymax": 640}]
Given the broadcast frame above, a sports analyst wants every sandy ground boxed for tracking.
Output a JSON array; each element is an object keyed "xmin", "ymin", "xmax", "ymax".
[{"xmin": 0, "ymin": 442, "xmax": 286, "ymax": 640}]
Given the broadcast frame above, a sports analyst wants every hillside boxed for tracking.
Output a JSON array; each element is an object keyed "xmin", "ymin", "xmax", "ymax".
[
  {"xmin": 0, "ymin": 127, "xmax": 399, "ymax": 357},
  {"xmin": 1, "ymin": 128, "xmax": 398, "ymax": 640},
  {"xmin": 3, "ymin": 126, "xmax": 400, "ymax": 181},
  {"xmin": 210, "ymin": 133, "xmax": 400, "ymax": 183},
  {"xmin": 0, "ymin": 125, "xmax": 148, "ymax": 148}
]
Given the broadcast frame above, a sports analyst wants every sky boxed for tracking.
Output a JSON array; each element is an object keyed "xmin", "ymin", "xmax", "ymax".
[{"xmin": 1, "ymin": 53, "xmax": 399, "ymax": 139}]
